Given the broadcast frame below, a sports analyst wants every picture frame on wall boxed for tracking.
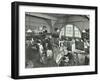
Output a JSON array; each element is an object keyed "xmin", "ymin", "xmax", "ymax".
[{"xmin": 11, "ymin": 1, "xmax": 98, "ymax": 79}]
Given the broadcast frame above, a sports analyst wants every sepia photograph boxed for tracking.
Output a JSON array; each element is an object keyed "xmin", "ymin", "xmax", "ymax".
[{"xmin": 25, "ymin": 12, "xmax": 90, "ymax": 68}]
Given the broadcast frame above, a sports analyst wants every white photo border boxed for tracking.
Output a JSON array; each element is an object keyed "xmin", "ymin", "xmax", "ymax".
[{"xmin": 19, "ymin": 5, "xmax": 96, "ymax": 76}]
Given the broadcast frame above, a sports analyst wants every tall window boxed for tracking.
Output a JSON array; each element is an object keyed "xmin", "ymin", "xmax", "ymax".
[
  {"xmin": 65, "ymin": 24, "xmax": 73, "ymax": 37},
  {"xmin": 74, "ymin": 26, "xmax": 81, "ymax": 38},
  {"xmin": 60, "ymin": 24, "xmax": 81, "ymax": 38}
]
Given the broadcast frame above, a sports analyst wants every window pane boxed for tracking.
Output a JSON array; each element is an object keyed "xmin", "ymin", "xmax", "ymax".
[
  {"xmin": 60, "ymin": 24, "xmax": 81, "ymax": 38},
  {"xmin": 74, "ymin": 26, "xmax": 81, "ymax": 38},
  {"xmin": 66, "ymin": 25, "xmax": 73, "ymax": 37}
]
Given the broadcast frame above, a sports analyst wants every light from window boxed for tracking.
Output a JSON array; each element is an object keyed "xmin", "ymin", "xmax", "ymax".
[
  {"xmin": 74, "ymin": 26, "xmax": 81, "ymax": 38},
  {"xmin": 66, "ymin": 25, "xmax": 73, "ymax": 37},
  {"xmin": 60, "ymin": 24, "xmax": 81, "ymax": 38}
]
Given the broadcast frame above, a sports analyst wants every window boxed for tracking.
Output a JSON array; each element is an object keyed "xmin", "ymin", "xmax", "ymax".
[
  {"xmin": 60, "ymin": 24, "xmax": 81, "ymax": 38},
  {"xmin": 65, "ymin": 24, "xmax": 73, "ymax": 37},
  {"xmin": 74, "ymin": 26, "xmax": 81, "ymax": 38}
]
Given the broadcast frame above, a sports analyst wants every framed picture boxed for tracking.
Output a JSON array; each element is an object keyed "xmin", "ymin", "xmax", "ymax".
[{"xmin": 11, "ymin": 1, "xmax": 98, "ymax": 79}]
